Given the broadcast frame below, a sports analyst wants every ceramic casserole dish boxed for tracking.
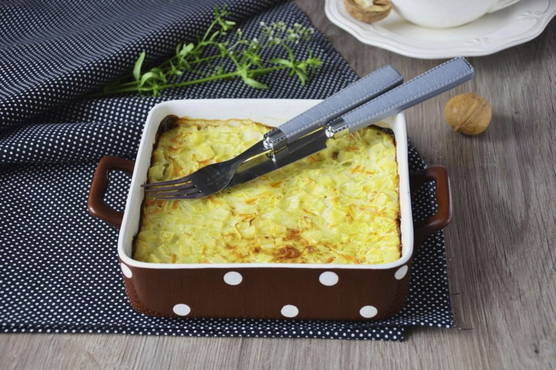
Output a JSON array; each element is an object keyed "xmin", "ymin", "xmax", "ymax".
[{"xmin": 87, "ymin": 99, "xmax": 451, "ymax": 321}]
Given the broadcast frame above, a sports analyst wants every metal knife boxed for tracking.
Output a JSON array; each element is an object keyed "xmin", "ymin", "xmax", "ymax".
[
  {"xmin": 229, "ymin": 57, "xmax": 474, "ymax": 188},
  {"xmin": 261, "ymin": 65, "xmax": 403, "ymax": 151}
]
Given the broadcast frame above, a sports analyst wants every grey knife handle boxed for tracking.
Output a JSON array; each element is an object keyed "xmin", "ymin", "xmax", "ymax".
[
  {"xmin": 340, "ymin": 57, "xmax": 474, "ymax": 132},
  {"xmin": 276, "ymin": 65, "xmax": 403, "ymax": 143}
]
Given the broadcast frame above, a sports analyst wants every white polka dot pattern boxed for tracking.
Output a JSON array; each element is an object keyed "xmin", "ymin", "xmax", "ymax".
[
  {"xmin": 319, "ymin": 271, "xmax": 339, "ymax": 286},
  {"xmin": 395, "ymin": 265, "xmax": 409, "ymax": 280},
  {"xmin": 0, "ymin": 1, "xmax": 454, "ymax": 341},
  {"xmin": 223, "ymin": 271, "xmax": 243, "ymax": 286},
  {"xmin": 359, "ymin": 305, "xmax": 378, "ymax": 319},
  {"xmin": 120, "ymin": 263, "xmax": 133, "ymax": 279},
  {"xmin": 173, "ymin": 304, "xmax": 191, "ymax": 317},
  {"xmin": 281, "ymin": 305, "xmax": 299, "ymax": 318}
]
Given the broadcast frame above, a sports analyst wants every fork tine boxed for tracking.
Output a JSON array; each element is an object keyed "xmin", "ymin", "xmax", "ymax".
[
  {"xmin": 147, "ymin": 188, "xmax": 196, "ymax": 199},
  {"xmin": 143, "ymin": 180, "xmax": 194, "ymax": 193},
  {"xmin": 154, "ymin": 187, "xmax": 203, "ymax": 200},
  {"xmin": 147, "ymin": 184, "xmax": 199, "ymax": 198},
  {"xmin": 142, "ymin": 173, "xmax": 193, "ymax": 188},
  {"xmin": 144, "ymin": 186, "xmax": 194, "ymax": 197}
]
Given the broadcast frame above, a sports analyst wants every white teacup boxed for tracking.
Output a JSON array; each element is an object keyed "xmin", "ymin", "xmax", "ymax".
[{"xmin": 392, "ymin": 0, "xmax": 520, "ymax": 28}]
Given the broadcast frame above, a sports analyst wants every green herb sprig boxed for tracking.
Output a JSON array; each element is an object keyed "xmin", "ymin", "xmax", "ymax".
[{"xmin": 100, "ymin": 9, "xmax": 321, "ymax": 96}]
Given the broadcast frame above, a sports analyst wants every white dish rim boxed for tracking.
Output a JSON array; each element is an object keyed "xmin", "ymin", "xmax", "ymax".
[
  {"xmin": 325, "ymin": 0, "xmax": 556, "ymax": 59},
  {"xmin": 117, "ymin": 99, "xmax": 414, "ymax": 270}
]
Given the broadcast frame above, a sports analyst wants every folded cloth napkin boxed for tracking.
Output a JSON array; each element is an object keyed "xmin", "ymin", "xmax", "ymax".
[{"xmin": 0, "ymin": 0, "xmax": 453, "ymax": 340}]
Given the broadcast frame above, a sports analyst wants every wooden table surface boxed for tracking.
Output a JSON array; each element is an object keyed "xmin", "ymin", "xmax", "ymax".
[{"xmin": 1, "ymin": 1, "xmax": 555, "ymax": 369}]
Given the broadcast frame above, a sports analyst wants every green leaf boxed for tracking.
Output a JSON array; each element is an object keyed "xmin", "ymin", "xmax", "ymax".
[
  {"xmin": 294, "ymin": 69, "xmax": 308, "ymax": 85},
  {"xmin": 297, "ymin": 62, "xmax": 308, "ymax": 74},
  {"xmin": 244, "ymin": 51, "xmax": 262, "ymax": 66},
  {"xmin": 307, "ymin": 57, "xmax": 322, "ymax": 68},
  {"xmin": 150, "ymin": 68, "xmax": 167, "ymax": 83},
  {"xmin": 139, "ymin": 68, "xmax": 166, "ymax": 88},
  {"xmin": 241, "ymin": 74, "xmax": 268, "ymax": 89},
  {"xmin": 133, "ymin": 51, "xmax": 146, "ymax": 81},
  {"xmin": 216, "ymin": 43, "xmax": 228, "ymax": 55},
  {"xmin": 218, "ymin": 17, "xmax": 236, "ymax": 31},
  {"xmin": 270, "ymin": 58, "xmax": 293, "ymax": 68},
  {"xmin": 178, "ymin": 43, "xmax": 194, "ymax": 57},
  {"xmin": 139, "ymin": 71, "xmax": 157, "ymax": 87},
  {"xmin": 168, "ymin": 61, "xmax": 183, "ymax": 76}
]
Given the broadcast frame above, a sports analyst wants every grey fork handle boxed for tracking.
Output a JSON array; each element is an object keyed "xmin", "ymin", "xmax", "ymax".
[
  {"xmin": 340, "ymin": 57, "xmax": 474, "ymax": 132},
  {"xmin": 277, "ymin": 65, "xmax": 403, "ymax": 143}
]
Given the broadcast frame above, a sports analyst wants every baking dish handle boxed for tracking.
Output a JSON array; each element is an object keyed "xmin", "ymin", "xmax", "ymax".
[
  {"xmin": 87, "ymin": 156, "xmax": 135, "ymax": 229},
  {"xmin": 411, "ymin": 166, "xmax": 452, "ymax": 240}
]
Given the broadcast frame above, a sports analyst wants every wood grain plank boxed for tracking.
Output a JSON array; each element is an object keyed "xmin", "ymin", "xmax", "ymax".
[{"xmin": 1, "ymin": 1, "xmax": 555, "ymax": 369}]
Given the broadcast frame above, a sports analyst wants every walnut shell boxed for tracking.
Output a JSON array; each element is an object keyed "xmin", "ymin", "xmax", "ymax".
[
  {"xmin": 344, "ymin": 0, "xmax": 392, "ymax": 24},
  {"xmin": 444, "ymin": 93, "xmax": 492, "ymax": 135}
]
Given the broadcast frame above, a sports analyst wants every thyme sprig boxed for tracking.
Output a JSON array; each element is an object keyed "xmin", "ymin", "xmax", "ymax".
[{"xmin": 100, "ymin": 9, "xmax": 321, "ymax": 96}]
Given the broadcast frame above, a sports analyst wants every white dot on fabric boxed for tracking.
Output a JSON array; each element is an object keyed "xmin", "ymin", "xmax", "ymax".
[
  {"xmin": 359, "ymin": 305, "xmax": 378, "ymax": 318},
  {"xmin": 173, "ymin": 304, "xmax": 191, "ymax": 317},
  {"xmin": 280, "ymin": 305, "xmax": 299, "ymax": 318},
  {"xmin": 120, "ymin": 263, "xmax": 132, "ymax": 278},
  {"xmin": 223, "ymin": 271, "xmax": 242, "ymax": 286},
  {"xmin": 319, "ymin": 271, "xmax": 338, "ymax": 286},
  {"xmin": 395, "ymin": 265, "xmax": 408, "ymax": 280}
]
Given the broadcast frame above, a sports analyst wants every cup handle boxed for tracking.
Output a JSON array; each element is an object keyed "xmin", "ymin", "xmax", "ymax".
[
  {"xmin": 487, "ymin": 0, "xmax": 519, "ymax": 13},
  {"xmin": 411, "ymin": 166, "xmax": 452, "ymax": 247},
  {"xmin": 87, "ymin": 156, "xmax": 135, "ymax": 229}
]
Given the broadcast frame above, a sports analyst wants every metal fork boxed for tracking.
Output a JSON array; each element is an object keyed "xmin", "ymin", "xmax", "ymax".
[
  {"xmin": 143, "ymin": 140, "xmax": 266, "ymax": 199},
  {"xmin": 143, "ymin": 66, "xmax": 404, "ymax": 199}
]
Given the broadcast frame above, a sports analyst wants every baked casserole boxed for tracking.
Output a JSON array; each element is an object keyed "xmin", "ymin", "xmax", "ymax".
[{"xmin": 133, "ymin": 117, "xmax": 400, "ymax": 265}]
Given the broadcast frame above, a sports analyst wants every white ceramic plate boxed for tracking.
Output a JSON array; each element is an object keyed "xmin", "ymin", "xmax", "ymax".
[{"xmin": 325, "ymin": 0, "xmax": 556, "ymax": 59}]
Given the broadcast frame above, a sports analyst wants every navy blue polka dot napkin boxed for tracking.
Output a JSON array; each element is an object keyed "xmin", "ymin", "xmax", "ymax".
[{"xmin": 0, "ymin": 0, "xmax": 454, "ymax": 340}]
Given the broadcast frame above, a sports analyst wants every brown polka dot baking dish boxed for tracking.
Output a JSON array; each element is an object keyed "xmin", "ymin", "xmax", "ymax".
[{"xmin": 87, "ymin": 99, "xmax": 451, "ymax": 321}]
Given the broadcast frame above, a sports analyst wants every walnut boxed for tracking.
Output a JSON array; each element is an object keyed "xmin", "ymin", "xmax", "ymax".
[
  {"xmin": 344, "ymin": 0, "xmax": 392, "ymax": 24},
  {"xmin": 444, "ymin": 93, "xmax": 492, "ymax": 135}
]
